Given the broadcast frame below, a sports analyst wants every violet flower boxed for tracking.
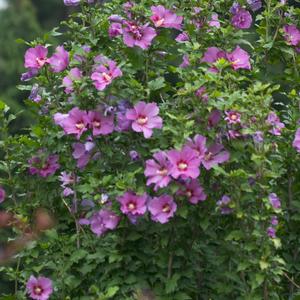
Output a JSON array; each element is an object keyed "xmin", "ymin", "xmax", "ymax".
[
  {"xmin": 167, "ymin": 146, "xmax": 201, "ymax": 179},
  {"xmin": 148, "ymin": 195, "xmax": 177, "ymax": 224},
  {"xmin": 26, "ymin": 275, "xmax": 53, "ymax": 300},
  {"xmin": 126, "ymin": 101, "xmax": 163, "ymax": 138},
  {"xmin": 144, "ymin": 151, "xmax": 172, "ymax": 190},
  {"xmin": 150, "ymin": 5, "xmax": 183, "ymax": 30},
  {"xmin": 123, "ymin": 22, "xmax": 157, "ymax": 50},
  {"xmin": 48, "ymin": 46, "xmax": 69, "ymax": 73}
]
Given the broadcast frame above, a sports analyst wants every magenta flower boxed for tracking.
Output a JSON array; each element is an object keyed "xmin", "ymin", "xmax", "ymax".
[
  {"xmin": 225, "ymin": 111, "xmax": 241, "ymax": 124},
  {"xmin": 0, "ymin": 187, "xmax": 5, "ymax": 203},
  {"xmin": 227, "ymin": 46, "xmax": 251, "ymax": 70},
  {"xmin": 202, "ymin": 144, "xmax": 230, "ymax": 170},
  {"xmin": 150, "ymin": 5, "xmax": 183, "ymax": 30},
  {"xmin": 123, "ymin": 22, "xmax": 157, "ymax": 50},
  {"xmin": 175, "ymin": 32, "xmax": 189, "ymax": 43},
  {"xmin": 271, "ymin": 216, "xmax": 279, "ymax": 226},
  {"xmin": 231, "ymin": 9, "xmax": 252, "ymax": 29},
  {"xmin": 72, "ymin": 141, "xmax": 96, "ymax": 169},
  {"xmin": 29, "ymin": 154, "xmax": 60, "ymax": 177},
  {"xmin": 167, "ymin": 146, "xmax": 201, "ymax": 179},
  {"xmin": 179, "ymin": 54, "xmax": 190, "ymax": 68},
  {"xmin": 247, "ymin": 0, "xmax": 262, "ymax": 11},
  {"xmin": 62, "ymin": 68, "xmax": 82, "ymax": 94},
  {"xmin": 26, "ymin": 275, "xmax": 53, "ymax": 300},
  {"xmin": 283, "ymin": 25, "xmax": 300, "ymax": 46},
  {"xmin": 185, "ymin": 134, "xmax": 207, "ymax": 160},
  {"xmin": 208, "ymin": 13, "xmax": 221, "ymax": 28},
  {"xmin": 201, "ymin": 47, "xmax": 226, "ymax": 63},
  {"xmin": 90, "ymin": 209, "xmax": 120, "ymax": 236},
  {"xmin": 267, "ymin": 226, "xmax": 276, "ymax": 239},
  {"xmin": 266, "ymin": 112, "xmax": 285, "ymax": 136},
  {"xmin": 91, "ymin": 59, "xmax": 122, "ymax": 91},
  {"xmin": 144, "ymin": 151, "xmax": 172, "ymax": 191},
  {"xmin": 201, "ymin": 47, "xmax": 226, "ymax": 72},
  {"xmin": 58, "ymin": 171, "xmax": 75, "ymax": 187},
  {"xmin": 208, "ymin": 109, "xmax": 222, "ymax": 128},
  {"xmin": 117, "ymin": 191, "xmax": 148, "ymax": 216},
  {"xmin": 177, "ymin": 179, "xmax": 207, "ymax": 204},
  {"xmin": 269, "ymin": 193, "xmax": 281, "ymax": 209},
  {"xmin": 64, "ymin": 0, "xmax": 80, "ymax": 5},
  {"xmin": 48, "ymin": 46, "xmax": 69, "ymax": 73},
  {"xmin": 293, "ymin": 128, "xmax": 300, "ymax": 153},
  {"xmin": 21, "ymin": 68, "xmax": 39, "ymax": 81},
  {"xmin": 195, "ymin": 86, "xmax": 209, "ymax": 103},
  {"xmin": 24, "ymin": 45, "xmax": 48, "ymax": 69},
  {"xmin": 148, "ymin": 195, "xmax": 177, "ymax": 224},
  {"xmin": 116, "ymin": 112, "xmax": 132, "ymax": 132},
  {"xmin": 87, "ymin": 111, "xmax": 114, "ymax": 136},
  {"xmin": 126, "ymin": 101, "xmax": 163, "ymax": 138},
  {"xmin": 217, "ymin": 195, "xmax": 233, "ymax": 215},
  {"xmin": 109, "ymin": 23, "xmax": 123, "ymax": 38},
  {"xmin": 55, "ymin": 107, "xmax": 89, "ymax": 139}
]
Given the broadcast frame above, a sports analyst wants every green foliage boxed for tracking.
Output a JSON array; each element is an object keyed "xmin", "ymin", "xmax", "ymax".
[{"xmin": 0, "ymin": 0, "xmax": 300, "ymax": 299}]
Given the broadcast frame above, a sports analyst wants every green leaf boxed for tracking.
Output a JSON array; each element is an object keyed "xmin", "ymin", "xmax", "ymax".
[
  {"xmin": 105, "ymin": 286, "xmax": 119, "ymax": 298},
  {"xmin": 148, "ymin": 77, "xmax": 166, "ymax": 91},
  {"xmin": 165, "ymin": 274, "xmax": 180, "ymax": 294}
]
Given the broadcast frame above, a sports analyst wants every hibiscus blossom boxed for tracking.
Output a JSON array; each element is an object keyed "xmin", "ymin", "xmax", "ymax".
[
  {"xmin": 144, "ymin": 151, "xmax": 172, "ymax": 190},
  {"xmin": 126, "ymin": 101, "xmax": 163, "ymax": 138}
]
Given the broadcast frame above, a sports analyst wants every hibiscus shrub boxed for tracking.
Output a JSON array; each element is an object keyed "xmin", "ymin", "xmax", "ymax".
[{"xmin": 1, "ymin": 0, "xmax": 300, "ymax": 299}]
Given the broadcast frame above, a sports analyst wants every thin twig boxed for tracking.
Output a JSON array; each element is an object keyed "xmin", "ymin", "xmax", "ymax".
[{"xmin": 284, "ymin": 272, "xmax": 300, "ymax": 289}]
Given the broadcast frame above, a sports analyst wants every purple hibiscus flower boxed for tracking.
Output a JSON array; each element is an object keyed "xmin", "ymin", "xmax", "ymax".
[
  {"xmin": 126, "ymin": 101, "xmax": 163, "ymax": 138},
  {"xmin": 48, "ymin": 46, "xmax": 69, "ymax": 73},
  {"xmin": 26, "ymin": 275, "xmax": 53, "ymax": 300},
  {"xmin": 231, "ymin": 8, "xmax": 252, "ymax": 29},
  {"xmin": 87, "ymin": 111, "xmax": 114, "ymax": 136},
  {"xmin": 29, "ymin": 153, "xmax": 60, "ymax": 178},
  {"xmin": 123, "ymin": 21, "xmax": 157, "ymax": 50},
  {"xmin": 90, "ymin": 209, "xmax": 120, "ymax": 236},
  {"xmin": 144, "ymin": 151, "xmax": 172, "ymax": 191},
  {"xmin": 54, "ymin": 107, "xmax": 89, "ymax": 139},
  {"xmin": 0, "ymin": 187, "xmax": 5, "ymax": 203},
  {"xmin": 167, "ymin": 146, "xmax": 201, "ymax": 179},
  {"xmin": 24, "ymin": 45, "xmax": 48, "ymax": 70},
  {"xmin": 283, "ymin": 25, "xmax": 300, "ymax": 46},
  {"xmin": 148, "ymin": 195, "xmax": 177, "ymax": 224},
  {"xmin": 62, "ymin": 68, "xmax": 82, "ymax": 94},
  {"xmin": 227, "ymin": 46, "xmax": 251, "ymax": 70},
  {"xmin": 269, "ymin": 193, "xmax": 281, "ymax": 209},
  {"xmin": 91, "ymin": 58, "xmax": 122, "ymax": 91},
  {"xmin": 72, "ymin": 141, "xmax": 96, "ymax": 169},
  {"xmin": 117, "ymin": 191, "xmax": 148, "ymax": 216},
  {"xmin": 293, "ymin": 128, "xmax": 300, "ymax": 153},
  {"xmin": 177, "ymin": 179, "xmax": 207, "ymax": 204},
  {"xmin": 150, "ymin": 5, "xmax": 183, "ymax": 30},
  {"xmin": 202, "ymin": 144, "xmax": 230, "ymax": 170}
]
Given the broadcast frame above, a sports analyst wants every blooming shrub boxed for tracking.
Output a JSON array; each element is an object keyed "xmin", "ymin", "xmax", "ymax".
[{"xmin": 1, "ymin": 0, "xmax": 300, "ymax": 299}]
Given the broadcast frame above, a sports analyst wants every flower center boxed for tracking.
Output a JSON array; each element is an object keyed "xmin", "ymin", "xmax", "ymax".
[
  {"xmin": 127, "ymin": 202, "xmax": 136, "ymax": 211},
  {"xmin": 76, "ymin": 122, "xmax": 85, "ymax": 130},
  {"xmin": 155, "ymin": 17, "xmax": 165, "ymax": 27},
  {"xmin": 157, "ymin": 168, "xmax": 168, "ymax": 176},
  {"xmin": 162, "ymin": 204, "xmax": 170, "ymax": 213},
  {"xmin": 36, "ymin": 57, "xmax": 46, "ymax": 67},
  {"xmin": 137, "ymin": 116, "xmax": 148, "ymax": 125},
  {"xmin": 178, "ymin": 161, "xmax": 188, "ymax": 171},
  {"xmin": 186, "ymin": 190, "xmax": 192, "ymax": 197},
  {"xmin": 230, "ymin": 114, "xmax": 237, "ymax": 120},
  {"xmin": 102, "ymin": 73, "xmax": 112, "ymax": 82},
  {"xmin": 204, "ymin": 152, "xmax": 213, "ymax": 161},
  {"xmin": 93, "ymin": 120, "xmax": 101, "ymax": 128},
  {"xmin": 34, "ymin": 286, "xmax": 43, "ymax": 295}
]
